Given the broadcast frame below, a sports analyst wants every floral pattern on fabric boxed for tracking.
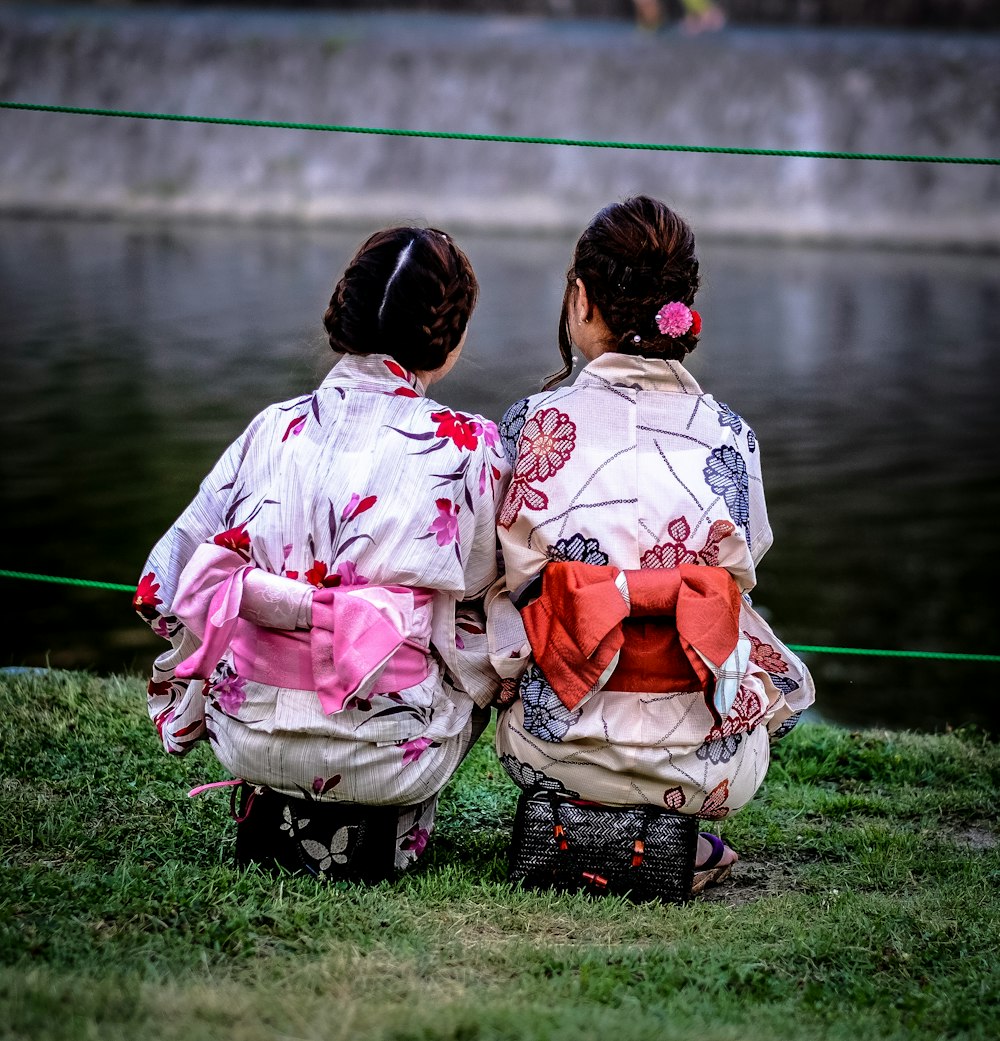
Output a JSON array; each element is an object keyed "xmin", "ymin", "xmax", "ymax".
[
  {"xmin": 499, "ymin": 754, "xmax": 579, "ymax": 796},
  {"xmin": 490, "ymin": 352, "xmax": 814, "ymax": 817},
  {"xmin": 135, "ymin": 353, "xmax": 510, "ymax": 825},
  {"xmin": 498, "ymin": 408, "xmax": 576, "ymax": 529},
  {"xmin": 498, "ymin": 397, "xmax": 530, "ymax": 466},
  {"xmin": 703, "ymin": 446, "xmax": 750, "ymax": 529},
  {"xmin": 519, "ymin": 664, "xmax": 582, "ymax": 743},
  {"xmin": 546, "ymin": 533, "xmax": 609, "ymax": 566},
  {"xmin": 716, "ymin": 401, "xmax": 744, "ymax": 435}
]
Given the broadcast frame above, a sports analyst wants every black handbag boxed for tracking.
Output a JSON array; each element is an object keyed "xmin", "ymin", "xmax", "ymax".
[
  {"xmin": 508, "ymin": 788, "xmax": 698, "ymax": 903},
  {"xmin": 233, "ymin": 782, "xmax": 401, "ymax": 883}
]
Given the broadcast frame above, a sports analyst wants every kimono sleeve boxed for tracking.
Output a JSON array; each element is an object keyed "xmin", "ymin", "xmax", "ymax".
[
  {"xmin": 133, "ymin": 412, "xmax": 265, "ymax": 753},
  {"xmin": 744, "ymin": 425, "xmax": 773, "ymax": 564}
]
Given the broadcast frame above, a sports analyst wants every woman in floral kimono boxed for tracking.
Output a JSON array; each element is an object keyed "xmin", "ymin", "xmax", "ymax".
[
  {"xmin": 134, "ymin": 227, "xmax": 510, "ymax": 880},
  {"xmin": 488, "ymin": 197, "xmax": 814, "ymax": 891}
]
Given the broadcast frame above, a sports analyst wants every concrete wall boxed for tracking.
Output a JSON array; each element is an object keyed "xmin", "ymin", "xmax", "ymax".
[{"xmin": 1, "ymin": 7, "xmax": 997, "ymax": 246}]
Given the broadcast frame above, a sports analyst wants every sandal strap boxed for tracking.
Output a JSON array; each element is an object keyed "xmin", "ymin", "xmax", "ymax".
[{"xmin": 697, "ymin": 832, "xmax": 727, "ymax": 870}]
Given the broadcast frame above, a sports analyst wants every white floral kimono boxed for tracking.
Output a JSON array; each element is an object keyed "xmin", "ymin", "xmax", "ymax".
[
  {"xmin": 135, "ymin": 353, "xmax": 510, "ymax": 865},
  {"xmin": 488, "ymin": 352, "xmax": 814, "ymax": 818}
]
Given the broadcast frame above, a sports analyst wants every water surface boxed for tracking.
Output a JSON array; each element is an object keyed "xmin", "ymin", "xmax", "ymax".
[{"xmin": 2, "ymin": 217, "xmax": 997, "ymax": 733}]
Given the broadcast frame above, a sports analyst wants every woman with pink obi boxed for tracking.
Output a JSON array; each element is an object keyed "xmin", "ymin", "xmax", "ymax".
[
  {"xmin": 134, "ymin": 227, "xmax": 510, "ymax": 881},
  {"xmin": 487, "ymin": 197, "xmax": 815, "ymax": 894}
]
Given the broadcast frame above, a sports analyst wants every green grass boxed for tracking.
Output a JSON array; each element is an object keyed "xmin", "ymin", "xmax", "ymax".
[{"xmin": 1, "ymin": 670, "xmax": 998, "ymax": 1040}]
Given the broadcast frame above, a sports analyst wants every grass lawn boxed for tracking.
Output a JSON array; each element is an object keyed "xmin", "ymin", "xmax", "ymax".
[{"xmin": 1, "ymin": 669, "xmax": 998, "ymax": 1041}]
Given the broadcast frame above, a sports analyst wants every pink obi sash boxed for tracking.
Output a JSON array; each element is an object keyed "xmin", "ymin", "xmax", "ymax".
[{"xmin": 172, "ymin": 545, "xmax": 432, "ymax": 714}]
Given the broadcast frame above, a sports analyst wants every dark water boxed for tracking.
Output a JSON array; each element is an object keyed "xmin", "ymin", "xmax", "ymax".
[{"xmin": 2, "ymin": 216, "xmax": 998, "ymax": 734}]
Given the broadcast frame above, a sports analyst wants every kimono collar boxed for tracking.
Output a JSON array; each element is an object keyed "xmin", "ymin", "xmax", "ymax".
[
  {"xmin": 322, "ymin": 353, "xmax": 426, "ymax": 397},
  {"xmin": 577, "ymin": 352, "xmax": 704, "ymax": 396}
]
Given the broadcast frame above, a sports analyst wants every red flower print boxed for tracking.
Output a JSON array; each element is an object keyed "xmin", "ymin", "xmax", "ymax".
[
  {"xmin": 214, "ymin": 524, "xmax": 251, "ymax": 559},
  {"xmin": 641, "ymin": 541, "xmax": 698, "ymax": 570},
  {"xmin": 281, "ymin": 414, "xmax": 307, "ymax": 442},
  {"xmin": 341, "ymin": 493, "xmax": 377, "ymax": 522},
  {"xmin": 497, "ymin": 480, "xmax": 549, "ymax": 529},
  {"xmin": 428, "ymin": 498, "xmax": 461, "ymax": 546},
  {"xmin": 393, "ymin": 386, "xmax": 419, "ymax": 398},
  {"xmin": 133, "ymin": 572, "xmax": 162, "ymax": 614},
  {"xmin": 384, "ymin": 358, "xmax": 413, "ymax": 382},
  {"xmin": 431, "ymin": 409, "xmax": 482, "ymax": 452},
  {"xmin": 663, "ymin": 786, "xmax": 687, "ymax": 810},
  {"xmin": 305, "ymin": 560, "xmax": 342, "ymax": 588},
  {"xmin": 147, "ymin": 678, "xmax": 172, "ymax": 698},
  {"xmin": 703, "ymin": 684, "xmax": 766, "ymax": 742},
  {"xmin": 698, "ymin": 780, "xmax": 731, "ymax": 820},
  {"xmin": 745, "ymin": 633, "xmax": 789, "ymax": 674},
  {"xmin": 698, "ymin": 519, "xmax": 737, "ymax": 566},
  {"xmin": 513, "ymin": 408, "xmax": 576, "ymax": 482}
]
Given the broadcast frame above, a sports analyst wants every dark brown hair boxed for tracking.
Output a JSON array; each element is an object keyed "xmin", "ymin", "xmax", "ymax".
[
  {"xmin": 546, "ymin": 196, "xmax": 701, "ymax": 389},
  {"xmin": 323, "ymin": 226, "xmax": 479, "ymax": 373}
]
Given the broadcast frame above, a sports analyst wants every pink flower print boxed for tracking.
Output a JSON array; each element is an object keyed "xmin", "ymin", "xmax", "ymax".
[
  {"xmin": 514, "ymin": 408, "xmax": 576, "ymax": 482},
  {"xmin": 481, "ymin": 420, "xmax": 500, "ymax": 449},
  {"xmin": 312, "ymin": 774, "xmax": 342, "ymax": 796},
  {"xmin": 334, "ymin": 561, "xmax": 369, "ymax": 586},
  {"xmin": 341, "ymin": 493, "xmax": 377, "ymax": 522},
  {"xmin": 281, "ymin": 414, "xmax": 307, "ymax": 442},
  {"xmin": 151, "ymin": 615, "xmax": 172, "ymax": 639},
  {"xmin": 211, "ymin": 673, "xmax": 246, "ymax": 715},
  {"xmin": 400, "ymin": 824, "xmax": 430, "ymax": 857},
  {"xmin": 428, "ymin": 498, "xmax": 461, "ymax": 546},
  {"xmin": 400, "ymin": 736, "xmax": 434, "ymax": 766},
  {"xmin": 133, "ymin": 572, "xmax": 162, "ymax": 616}
]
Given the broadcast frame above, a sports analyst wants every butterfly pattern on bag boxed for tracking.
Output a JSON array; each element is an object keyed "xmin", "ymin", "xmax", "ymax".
[{"xmin": 279, "ymin": 803, "xmax": 353, "ymax": 878}]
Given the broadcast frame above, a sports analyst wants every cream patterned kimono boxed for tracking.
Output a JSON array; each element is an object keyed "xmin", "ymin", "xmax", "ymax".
[
  {"xmin": 488, "ymin": 352, "xmax": 814, "ymax": 818},
  {"xmin": 135, "ymin": 354, "xmax": 510, "ymax": 863}
]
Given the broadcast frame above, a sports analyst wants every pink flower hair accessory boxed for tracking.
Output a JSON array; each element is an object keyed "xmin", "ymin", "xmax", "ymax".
[{"xmin": 654, "ymin": 301, "xmax": 702, "ymax": 339}]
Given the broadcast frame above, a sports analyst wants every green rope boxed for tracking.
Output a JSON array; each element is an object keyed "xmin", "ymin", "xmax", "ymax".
[
  {"xmin": 787, "ymin": 644, "xmax": 1000, "ymax": 664},
  {"xmin": 0, "ymin": 569, "xmax": 134, "ymax": 594},
  {"xmin": 2, "ymin": 101, "xmax": 998, "ymax": 166},
  {"xmin": 1, "ymin": 568, "xmax": 997, "ymax": 661}
]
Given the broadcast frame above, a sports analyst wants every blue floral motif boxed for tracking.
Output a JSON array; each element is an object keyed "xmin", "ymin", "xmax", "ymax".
[
  {"xmin": 704, "ymin": 446, "xmax": 750, "ymax": 528},
  {"xmin": 498, "ymin": 754, "xmax": 579, "ymax": 796},
  {"xmin": 771, "ymin": 712, "xmax": 801, "ymax": 742},
  {"xmin": 498, "ymin": 397, "xmax": 530, "ymax": 466},
  {"xmin": 769, "ymin": 674, "xmax": 801, "ymax": 696},
  {"xmin": 519, "ymin": 664, "xmax": 582, "ymax": 743},
  {"xmin": 696, "ymin": 734, "xmax": 743, "ymax": 765},
  {"xmin": 746, "ymin": 427, "xmax": 757, "ymax": 454},
  {"xmin": 716, "ymin": 401, "xmax": 743, "ymax": 435},
  {"xmin": 546, "ymin": 533, "xmax": 609, "ymax": 566}
]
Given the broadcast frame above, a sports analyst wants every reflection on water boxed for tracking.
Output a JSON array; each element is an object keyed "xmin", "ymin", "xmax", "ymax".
[{"xmin": 1, "ymin": 217, "xmax": 998, "ymax": 733}]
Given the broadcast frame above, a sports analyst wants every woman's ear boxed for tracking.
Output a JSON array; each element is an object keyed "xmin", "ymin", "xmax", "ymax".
[{"xmin": 574, "ymin": 278, "xmax": 592, "ymax": 324}]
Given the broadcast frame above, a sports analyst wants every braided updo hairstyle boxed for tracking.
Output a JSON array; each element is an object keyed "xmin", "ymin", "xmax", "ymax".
[
  {"xmin": 323, "ymin": 226, "xmax": 478, "ymax": 374},
  {"xmin": 545, "ymin": 196, "xmax": 701, "ymax": 389}
]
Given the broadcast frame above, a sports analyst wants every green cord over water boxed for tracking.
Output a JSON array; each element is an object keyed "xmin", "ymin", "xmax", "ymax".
[
  {"xmin": 2, "ymin": 568, "xmax": 997, "ymax": 662},
  {"xmin": 2, "ymin": 102, "xmax": 999, "ymax": 165},
  {"xmin": 0, "ymin": 569, "xmax": 134, "ymax": 594}
]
